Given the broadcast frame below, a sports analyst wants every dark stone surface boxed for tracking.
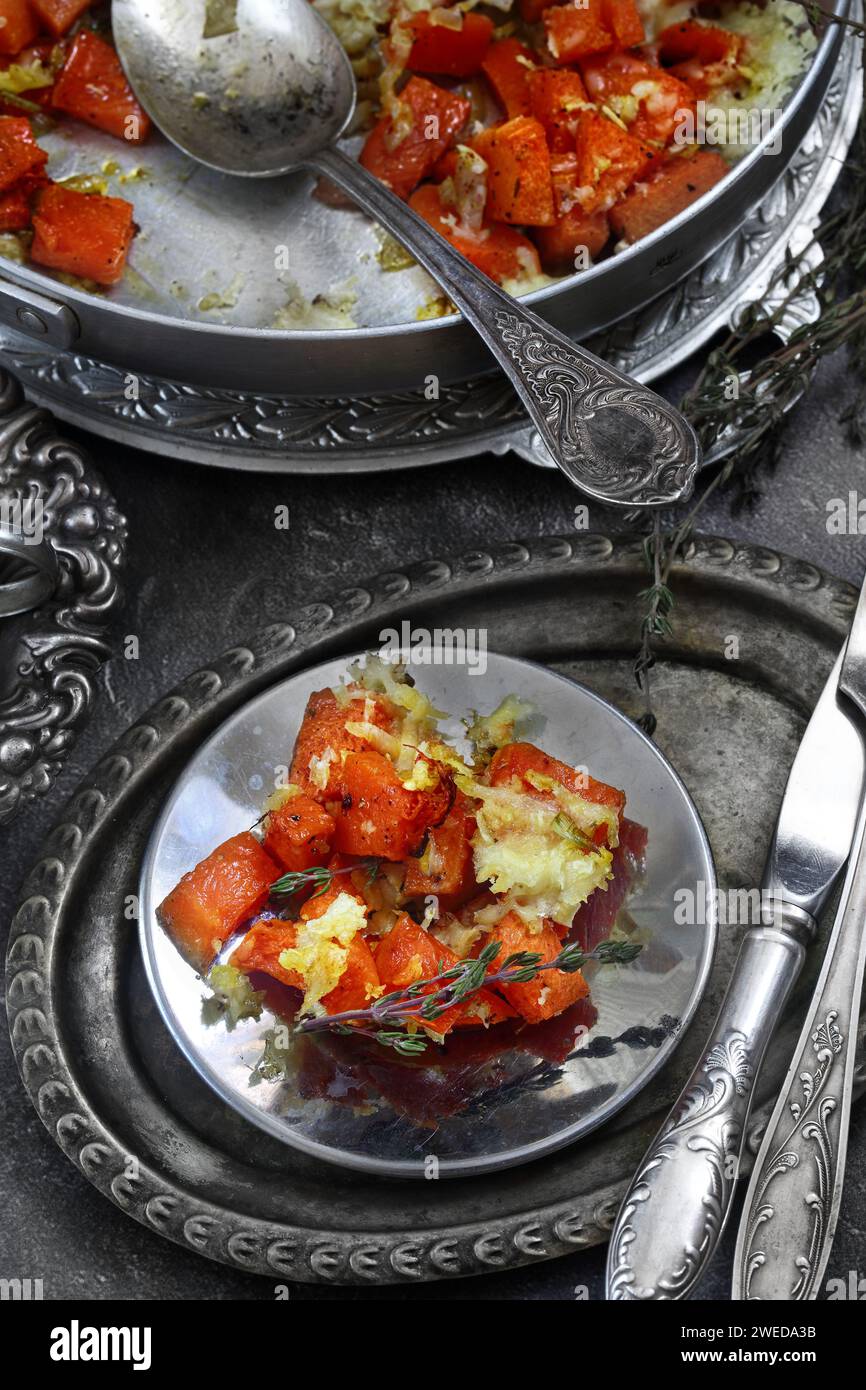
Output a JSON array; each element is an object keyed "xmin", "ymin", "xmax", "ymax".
[{"xmin": 2, "ymin": 345, "xmax": 866, "ymax": 1302}]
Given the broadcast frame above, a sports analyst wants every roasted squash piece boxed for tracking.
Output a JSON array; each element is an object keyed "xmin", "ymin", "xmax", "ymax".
[
  {"xmin": 403, "ymin": 790, "xmax": 477, "ymax": 905},
  {"xmin": 0, "ymin": 170, "xmax": 46, "ymax": 230},
  {"xmin": 52, "ymin": 30, "xmax": 152, "ymax": 143},
  {"xmin": 472, "ymin": 115, "xmax": 555, "ymax": 226},
  {"xmin": 263, "ymin": 794, "xmax": 336, "ymax": 873},
  {"xmin": 374, "ymin": 914, "xmax": 511, "ymax": 1033},
  {"xmin": 408, "ymin": 182, "xmax": 542, "ymax": 284},
  {"xmin": 157, "ymin": 832, "xmax": 280, "ymax": 973},
  {"xmin": 572, "ymin": 108, "xmax": 653, "ymax": 212},
  {"xmin": 30, "ymin": 0, "xmax": 93, "ymax": 36},
  {"xmin": 532, "ymin": 204, "xmax": 610, "ymax": 275},
  {"xmin": 579, "ymin": 51, "xmax": 695, "ymax": 147},
  {"xmin": 0, "ymin": 0, "xmax": 39, "ymax": 55},
  {"xmin": 484, "ymin": 910, "xmax": 589, "ymax": 1023},
  {"xmin": 333, "ymin": 749, "xmax": 452, "ymax": 861},
  {"xmin": 488, "ymin": 739, "xmax": 626, "ymax": 840},
  {"xmin": 232, "ymin": 916, "xmax": 380, "ymax": 1014},
  {"xmin": 603, "ymin": 0, "xmax": 644, "ymax": 48},
  {"xmin": 0, "ymin": 115, "xmax": 47, "ymax": 194},
  {"xmin": 407, "ymin": 11, "xmax": 493, "ymax": 78},
  {"xmin": 545, "ymin": 0, "xmax": 614, "ymax": 64},
  {"xmin": 31, "ymin": 183, "xmax": 136, "ymax": 285},
  {"xmin": 360, "ymin": 75, "xmax": 470, "ymax": 199},
  {"xmin": 289, "ymin": 686, "xmax": 395, "ymax": 802},
  {"xmin": 609, "ymin": 148, "xmax": 728, "ymax": 243},
  {"xmin": 481, "ymin": 36, "xmax": 535, "ymax": 118},
  {"xmin": 527, "ymin": 68, "xmax": 588, "ymax": 153}
]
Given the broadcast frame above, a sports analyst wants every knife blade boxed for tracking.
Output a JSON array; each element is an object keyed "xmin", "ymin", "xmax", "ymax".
[
  {"xmin": 607, "ymin": 641, "xmax": 865, "ymax": 1301},
  {"xmin": 733, "ymin": 583, "xmax": 866, "ymax": 1300}
]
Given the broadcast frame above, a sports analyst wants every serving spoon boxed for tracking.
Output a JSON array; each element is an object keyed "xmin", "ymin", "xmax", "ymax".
[{"xmin": 112, "ymin": 0, "xmax": 701, "ymax": 506}]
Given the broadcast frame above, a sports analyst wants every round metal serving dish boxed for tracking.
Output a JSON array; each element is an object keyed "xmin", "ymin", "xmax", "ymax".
[
  {"xmin": 0, "ymin": 2, "xmax": 848, "ymax": 396},
  {"xmin": 139, "ymin": 651, "xmax": 716, "ymax": 1179}
]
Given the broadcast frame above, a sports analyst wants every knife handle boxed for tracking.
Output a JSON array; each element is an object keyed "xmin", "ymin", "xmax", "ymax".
[
  {"xmin": 607, "ymin": 901, "xmax": 815, "ymax": 1300},
  {"xmin": 734, "ymin": 807, "xmax": 866, "ymax": 1301}
]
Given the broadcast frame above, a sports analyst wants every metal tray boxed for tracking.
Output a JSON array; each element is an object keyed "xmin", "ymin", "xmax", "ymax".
[
  {"xmin": 0, "ymin": 19, "xmax": 858, "ymax": 474},
  {"xmin": 8, "ymin": 532, "xmax": 866, "ymax": 1285},
  {"xmin": 0, "ymin": 4, "xmax": 848, "ymax": 395}
]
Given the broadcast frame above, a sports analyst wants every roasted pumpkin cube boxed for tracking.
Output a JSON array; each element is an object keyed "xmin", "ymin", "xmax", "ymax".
[
  {"xmin": 609, "ymin": 148, "xmax": 729, "ymax": 243},
  {"xmin": 481, "ymin": 36, "xmax": 535, "ymax": 118},
  {"xmin": 31, "ymin": 183, "xmax": 136, "ymax": 285},
  {"xmin": 403, "ymin": 790, "xmax": 477, "ymax": 905},
  {"xmin": 0, "ymin": 170, "xmax": 46, "ymax": 230},
  {"xmin": 603, "ymin": 0, "xmax": 644, "ymax": 48},
  {"xmin": 51, "ymin": 30, "xmax": 152, "ymax": 143},
  {"xmin": 472, "ymin": 115, "xmax": 555, "ymax": 226},
  {"xmin": 157, "ymin": 832, "xmax": 280, "ymax": 973},
  {"xmin": 289, "ymin": 686, "xmax": 395, "ymax": 802},
  {"xmin": 263, "ymin": 794, "xmax": 336, "ymax": 874},
  {"xmin": 544, "ymin": 0, "xmax": 614, "ymax": 64},
  {"xmin": 360, "ymin": 75, "xmax": 470, "ymax": 199},
  {"xmin": 0, "ymin": 0, "xmax": 39, "ymax": 55},
  {"xmin": 484, "ymin": 910, "xmax": 590, "ymax": 1024},
  {"xmin": 333, "ymin": 749, "xmax": 452, "ymax": 861},
  {"xmin": 30, "ymin": 0, "xmax": 93, "ymax": 36},
  {"xmin": 374, "ymin": 914, "xmax": 512, "ymax": 1033},
  {"xmin": 408, "ymin": 182, "xmax": 542, "ymax": 285},
  {"xmin": 407, "ymin": 11, "xmax": 493, "ymax": 78},
  {"xmin": 488, "ymin": 739, "xmax": 625, "ymax": 843},
  {"xmin": 532, "ymin": 204, "xmax": 610, "ymax": 275},
  {"xmin": 0, "ymin": 116, "xmax": 47, "ymax": 194},
  {"xmin": 528, "ymin": 68, "xmax": 589, "ymax": 152},
  {"xmin": 579, "ymin": 51, "xmax": 695, "ymax": 147},
  {"xmin": 572, "ymin": 108, "xmax": 653, "ymax": 212}
]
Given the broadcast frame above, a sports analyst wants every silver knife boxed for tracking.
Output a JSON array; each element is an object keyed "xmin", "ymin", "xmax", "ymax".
[
  {"xmin": 733, "ymin": 583, "xmax": 866, "ymax": 1300},
  {"xmin": 606, "ymin": 642, "xmax": 865, "ymax": 1301}
]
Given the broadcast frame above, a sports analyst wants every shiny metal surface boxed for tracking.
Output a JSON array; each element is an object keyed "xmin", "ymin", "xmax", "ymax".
[
  {"xmin": 112, "ymin": 0, "xmax": 699, "ymax": 504},
  {"xmin": 607, "ymin": 643, "xmax": 866, "ymax": 1300},
  {"xmin": 0, "ymin": 4, "xmax": 848, "ymax": 396},
  {"xmin": 139, "ymin": 651, "xmax": 716, "ymax": 1178},
  {"xmin": 734, "ymin": 579, "xmax": 866, "ymax": 1300}
]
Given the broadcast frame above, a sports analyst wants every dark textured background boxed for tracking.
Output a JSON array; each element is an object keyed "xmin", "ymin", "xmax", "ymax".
[{"xmin": 3, "ymin": 345, "xmax": 866, "ymax": 1302}]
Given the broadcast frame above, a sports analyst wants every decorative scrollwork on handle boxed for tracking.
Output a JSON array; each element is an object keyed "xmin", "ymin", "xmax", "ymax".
[
  {"xmin": 739, "ymin": 1012, "xmax": 844, "ymax": 1301},
  {"xmin": 493, "ymin": 309, "xmax": 700, "ymax": 508},
  {"xmin": 608, "ymin": 1031, "xmax": 753, "ymax": 1300}
]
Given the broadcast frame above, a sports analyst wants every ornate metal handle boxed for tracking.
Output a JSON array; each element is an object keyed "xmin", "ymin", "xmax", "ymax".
[
  {"xmin": 312, "ymin": 146, "xmax": 700, "ymax": 508},
  {"xmin": 733, "ymin": 804, "xmax": 866, "ymax": 1300},
  {"xmin": 607, "ymin": 902, "xmax": 815, "ymax": 1300}
]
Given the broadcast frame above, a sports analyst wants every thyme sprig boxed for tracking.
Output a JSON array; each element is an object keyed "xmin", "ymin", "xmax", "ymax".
[
  {"xmin": 298, "ymin": 937, "xmax": 643, "ymax": 1054},
  {"xmin": 635, "ymin": 18, "xmax": 866, "ymax": 733},
  {"xmin": 271, "ymin": 857, "xmax": 380, "ymax": 899}
]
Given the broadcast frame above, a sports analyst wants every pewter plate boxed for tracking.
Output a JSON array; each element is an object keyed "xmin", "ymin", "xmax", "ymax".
[
  {"xmin": 139, "ymin": 651, "xmax": 716, "ymax": 1178},
  {"xmin": 8, "ymin": 535, "xmax": 866, "ymax": 1284}
]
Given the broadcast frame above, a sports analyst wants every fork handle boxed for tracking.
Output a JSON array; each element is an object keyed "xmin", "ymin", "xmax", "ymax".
[
  {"xmin": 733, "ymin": 802, "xmax": 866, "ymax": 1300},
  {"xmin": 607, "ymin": 901, "xmax": 815, "ymax": 1300},
  {"xmin": 311, "ymin": 145, "xmax": 700, "ymax": 508}
]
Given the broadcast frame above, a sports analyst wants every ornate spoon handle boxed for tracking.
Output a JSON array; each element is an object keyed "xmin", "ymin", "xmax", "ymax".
[
  {"xmin": 313, "ymin": 146, "xmax": 700, "ymax": 508},
  {"xmin": 733, "ymin": 804, "xmax": 866, "ymax": 1301},
  {"xmin": 607, "ymin": 901, "xmax": 816, "ymax": 1300}
]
